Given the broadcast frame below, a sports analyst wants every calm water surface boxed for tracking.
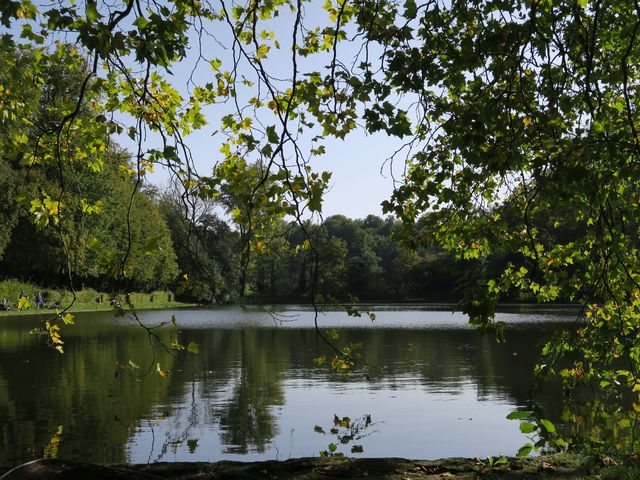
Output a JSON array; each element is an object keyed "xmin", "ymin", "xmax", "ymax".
[{"xmin": 0, "ymin": 306, "xmax": 579, "ymax": 465}]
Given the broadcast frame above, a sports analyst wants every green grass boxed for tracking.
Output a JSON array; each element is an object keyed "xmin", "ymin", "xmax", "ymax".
[
  {"xmin": 0, "ymin": 279, "xmax": 38, "ymax": 305},
  {"xmin": 0, "ymin": 279, "xmax": 192, "ymax": 314}
]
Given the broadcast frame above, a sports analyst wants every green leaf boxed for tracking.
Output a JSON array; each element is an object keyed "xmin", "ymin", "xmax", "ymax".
[
  {"xmin": 266, "ymin": 125, "xmax": 279, "ymax": 144},
  {"xmin": 187, "ymin": 342, "xmax": 199, "ymax": 353},
  {"xmin": 539, "ymin": 419, "xmax": 556, "ymax": 434},
  {"xmin": 403, "ymin": 0, "xmax": 417, "ymax": 18},
  {"xmin": 519, "ymin": 422, "xmax": 537, "ymax": 434},
  {"xmin": 85, "ymin": 2, "xmax": 100, "ymax": 22},
  {"xmin": 506, "ymin": 411, "xmax": 529, "ymax": 420},
  {"xmin": 256, "ymin": 44, "xmax": 270, "ymax": 59},
  {"xmin": 517, "ymin": 443, "xmax": 533, "ymax": 457}
]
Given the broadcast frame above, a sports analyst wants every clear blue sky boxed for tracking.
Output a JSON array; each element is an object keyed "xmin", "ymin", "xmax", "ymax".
[
  {"xmin": 149, "ymin": 121, "xmax": 402, "ymax": 220},
  {"xmin": 309, "ymin": 131, "xmax": 400, "ymax": 219},
  {"xmin": 141, "ymin": 4, "xmax": 404, "ymax": 221}
]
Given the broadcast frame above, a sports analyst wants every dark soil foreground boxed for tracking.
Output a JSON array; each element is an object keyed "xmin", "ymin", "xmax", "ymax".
[{"xmin": 1, "ymin": 455, "xmax": 639, "ymax": 480}]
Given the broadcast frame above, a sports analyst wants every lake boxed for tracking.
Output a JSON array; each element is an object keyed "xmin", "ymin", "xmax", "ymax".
[{"xmin": 0, "ymin": 305, "xmax": 625, "ymax": 466}]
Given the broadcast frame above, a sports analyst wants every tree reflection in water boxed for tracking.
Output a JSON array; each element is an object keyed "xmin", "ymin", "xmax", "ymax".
[{"xmin": 0, "ymin": 308, "xmax": 636, "ymax": 464}]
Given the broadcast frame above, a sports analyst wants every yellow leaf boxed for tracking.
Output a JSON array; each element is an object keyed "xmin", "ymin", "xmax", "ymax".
[
  {"xmin": 18, "ymin": 297, "xmax": 30, "ymax": 310},
  {"xmin": 187, "ymin": 342, "xmax": 199, "ymax": 353},
  {"xmin": 55, "ymin": 345, "xmax": 64, "ymax": 354},
  {"xmin": 256, "ymin": 44, "xmax": 270, "ymax": 59},
  {"xmin": 523, "ymin": 115, "xmax": 533, "ymax": 127},
  {"xmin": 156, "ymin": 363, "xmax": 169, "ymax": 377},
  {"xmin": 62, "ymin": 313, "xmax": 74, "ymax": 325}
]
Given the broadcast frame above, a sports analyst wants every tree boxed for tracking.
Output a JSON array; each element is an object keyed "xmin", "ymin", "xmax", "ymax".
[
  {"xmin": 81, "ymin": 177, "xmax": 179, "ymax": 291},
  {"xmin": 331, "ymin": 0, "xmax": 640, "ymax": 450},
  {"xmin": 159, "ymin": 190, "xmax": 241, "ymax": 302},
  {"xmin": 313, "ymin": 230, "xmax": 349, "ymax": 297},
  {"xmin": 0, "ymin": 44, "xmax": 179, "ymax": 291},
  {"xmin": 348, "ymin": 0, "xmax": 640, "ymax": 391},
  {"xmin": 0, "ymin": 159, "xmax": 18, "ymax": 260}
]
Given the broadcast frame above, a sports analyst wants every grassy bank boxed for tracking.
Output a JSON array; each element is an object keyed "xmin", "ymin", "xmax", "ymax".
[{"xmin": 0, "ymin": 279, "xmax": 193, "ymax": 314}]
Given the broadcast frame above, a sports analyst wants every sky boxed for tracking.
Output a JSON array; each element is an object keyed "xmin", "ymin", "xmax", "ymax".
[
  {"xmin": 148, "ymin": 117, "xmax": 403, "ymax": 220},
  {"xmin": 141, "ymin": 2, "xmax": 407, "ymax": 221},
  {"xmin": 8, "ymin": 0, "xmax": 410, "ymax": 220},
  {"xmin": 308, "ymin": 131, "xmax": 401, "ymax": 219}
]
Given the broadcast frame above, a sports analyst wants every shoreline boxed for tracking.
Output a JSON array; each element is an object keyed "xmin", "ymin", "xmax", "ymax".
[
  {"xmin": 0, "ymin": 300, "xmax": 583, "ymax": 317},
  {"xmin": 0, "ymin": 454, "xmax": 633, "ymax": 479},
  {"xmin": 0, "ymin": 302, "xmax": 197, "ymax": 317}
]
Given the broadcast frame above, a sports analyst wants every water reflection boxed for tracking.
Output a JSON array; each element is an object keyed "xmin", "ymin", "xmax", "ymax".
[{"xmin": 0, "ymin": 307, "xmax": 615, "ymax": 465}]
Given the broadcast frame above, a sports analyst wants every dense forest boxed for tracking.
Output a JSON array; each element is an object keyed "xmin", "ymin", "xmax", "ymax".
[
  {"xmin": 0, "ymin": 47, "xmax": 177, "ymax": 295},
  {"xmin": 157, "ymin": 206, "xmax": 489, "ymax": 303},
  {"xmin": 1, "ymin": 156, "xmax": 484, "ymax": 304}
]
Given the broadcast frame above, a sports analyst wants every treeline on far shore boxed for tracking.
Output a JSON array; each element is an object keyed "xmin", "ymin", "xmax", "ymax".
[
  {"xmin": 0, "ymin": 184, "xmax": 485, "ymax": 305},
  {"xmin": 0, "ymin": 112, "xmax": 492, "ymax": 305},
  {"xmin": 1, "ymin": 181, "xmax": 525, "ymax": 306}
]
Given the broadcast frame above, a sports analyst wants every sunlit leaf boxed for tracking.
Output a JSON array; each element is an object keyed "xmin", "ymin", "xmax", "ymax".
[
  {"xmin": 506, "ymin": 411, "xmax": 529, "ymax": 420},
  {"xmin": 519, "ymin": 422, "xmax": 537, "ymax": 434},
  {"xmin": 539, "ymin": 419, "xmax": 556, "ymax": 434}
]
